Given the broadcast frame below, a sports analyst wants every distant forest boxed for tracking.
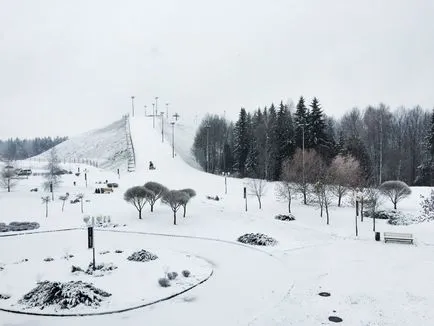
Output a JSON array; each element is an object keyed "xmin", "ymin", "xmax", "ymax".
[
  {"xmin": 192, "ymin": 97, "xmax": 434, "ymax": 186},
  {"xmin": 0, "ymin": 136, "xmax": 68, "ymax": 161}
]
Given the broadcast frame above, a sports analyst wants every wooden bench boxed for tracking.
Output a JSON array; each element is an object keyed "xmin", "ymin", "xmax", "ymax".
[{"xmin": 384, "ymin": 232, "xmax": 413, "ymax": 244}]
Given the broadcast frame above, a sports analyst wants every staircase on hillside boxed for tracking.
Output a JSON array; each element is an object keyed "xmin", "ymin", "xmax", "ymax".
[{"xmin": 124, "ymin": 114, "xmax": 136, "ymax": 172}]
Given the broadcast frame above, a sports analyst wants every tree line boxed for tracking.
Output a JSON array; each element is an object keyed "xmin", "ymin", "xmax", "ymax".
[
  {"xmin": 0, "ymin": 136, "xmax": 68, "ymax": 161},
  {"xmin": 192, "ymin": 97, "xmax": 434, "ymax": 186}
]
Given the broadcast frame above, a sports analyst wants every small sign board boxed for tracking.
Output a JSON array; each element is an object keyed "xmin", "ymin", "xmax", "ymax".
[{"xmin": 88, "ymin": 227, "xmax": 94, "ymax": 249}]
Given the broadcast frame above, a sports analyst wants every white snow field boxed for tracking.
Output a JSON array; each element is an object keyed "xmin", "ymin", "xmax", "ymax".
[{"xmin": 1, "ymin": 115, "xmax": 434, "ymax": 325}]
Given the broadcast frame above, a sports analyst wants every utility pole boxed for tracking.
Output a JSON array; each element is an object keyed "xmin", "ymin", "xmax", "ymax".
[
  {"xmin": 171, "ymin": 122, "xmax": 175, "ymax": 158},
  {"xmin": 131, "ymin": 96, "xmax": 135, "ymax": 117}
]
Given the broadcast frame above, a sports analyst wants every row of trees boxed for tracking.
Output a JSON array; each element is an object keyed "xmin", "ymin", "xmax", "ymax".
[
  {"xmin": 0, "ymin": 136, "xmax": 67, "ymax": 161},
  {"xmin": 124, "ymin": 182, "xmax": 196, "ymax": 225},
  {"xmin": 192, "ymin": 98, "xmax": 434, "ymax": 185}
]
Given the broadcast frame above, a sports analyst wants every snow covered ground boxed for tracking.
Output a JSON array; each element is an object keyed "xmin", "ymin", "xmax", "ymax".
[{"xmin": 1, "ymin": 115, "xmax": 434, "ymax": 325}]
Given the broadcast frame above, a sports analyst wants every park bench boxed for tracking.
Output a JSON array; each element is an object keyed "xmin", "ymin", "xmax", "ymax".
[{"xmin": 384, "ymin": 232, "xmax": 413, "ymax": 244}]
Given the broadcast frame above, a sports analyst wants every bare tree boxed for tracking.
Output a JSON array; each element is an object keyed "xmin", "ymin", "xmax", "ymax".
[
  {"xmin": 76, "ymin": 193, "xmax": 84, "ymax": 213},
  {"xmin": 43, "ymin": 148, "xmax": 62, "ymax": 199},
  {"xmin": 0, "ymin": 165, "xmax": 18, "ymax": 192},
  {"xmin": 124, "ymin": 186, "xmax": 154, "ymax": 219},
  {"xmin": 248, "ymin": 178, "xmax": 267, "ymax": 209},
  {"xmin": 144, "ymin": 181, "xmax": 168, "ymax": 212},
  {"xmin": 161, "ymin": 190, "xmax": 190, "ymax": 225},
  {"xmin": 41, "ymin": 196, "xmax": 50, "ymax": 217},
  {"xmin": 379, "ymin": 180, "xmax": 411, "ymax": 209},
  {"xmin": 278, "ymin": 160, "xmax": 296, "ymax": 213},
  {"xmin": 59, "ymin": 193, "xmax": 69, "ymax": 212},
  {"xmin": 314, "ymin": 179, "xmax": 333, "ymax": 225},
  {"xmin": 286, "ymin": 148, "xmax": 324, "ymax": 205},
  {"xmin": 328, "ymin": 155, "xmax": 362, "ymax": 206},
  {"xmin": 180, "ymin": 188, "xmax": 196, "ymax": 217},
  {"xmin": 362, "ymin": 187, "xmax": 382, "ymax": 231}
]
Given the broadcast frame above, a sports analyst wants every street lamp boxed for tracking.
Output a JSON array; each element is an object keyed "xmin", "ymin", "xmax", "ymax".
[
  {"xmin": 152, "ymin": 103, "xmax": 155, "ymax": 128},
  {"xmin": 166, "ymin": 102, "xmax": 169, "ymax": 119},
  {"xmin": 131, "ymin": 96, "xmax": 135, "ymax": 117},
  {"xmin": 171, "ymin": 121, "xmax": 175, "ymax": 158},
  {"xmin": 160, "ymin": 111, "xmax": 164, "ymax": 143}
]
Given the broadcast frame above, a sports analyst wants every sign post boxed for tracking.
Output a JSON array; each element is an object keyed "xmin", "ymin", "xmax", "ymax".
[
  {"xmin": 243, "ymin": 187, "xmax": 247, "ymax": 212},
  {"xmin": 85, "ymin": 216, "xmax": 96, "ymax": 270}
]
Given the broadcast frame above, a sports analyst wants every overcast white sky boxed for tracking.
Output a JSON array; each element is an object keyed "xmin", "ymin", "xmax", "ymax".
[{"xmin": 1, "ymin": 0, "xmax": 433, "ymax": 138}]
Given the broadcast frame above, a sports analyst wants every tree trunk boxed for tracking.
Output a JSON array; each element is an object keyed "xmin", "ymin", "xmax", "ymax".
[
  {"xmin": 81, "ymin": 201, "xmax": 84, "ymax": 213},
  {"xmin": 258, "ymin": 197, "xmax": 262, "ymax": 209},
  {"xmin": 7, "ymin": 178, "xmax": 10, "ymax": 192},
  {"xmin": 173, "ymin": 211, "xmax": 177, "ymax": 225},
  {"xmin": 45, "ymin": 203, "xmax": 48, "ymax": 218},
  {"xmin": 183, "ymin": 205, "xmax": 186, "ymax": 217},
  {"xmin": 139, "ymin": 209, "xmax": 142, "ymax": 219},
  {"xmin": 151, "ymin": 204, "xmax": 154, "ymax": 212},
  {"xmin": 303, "ymin": 190, "xmax": 307, "ymax": 205},
  {"xmin": 62, "ymin": 201, "xmax": 65, "ymax": 212},
  {"xmin": 338, "ymin": 193, "xmax": 341, "ymax": 207},
  {"xmin": 326, "ymin": 202, "xmax": 329, "ymax": 225},
  {"xmin": 394, "ymin": 202, "xmax": 397, "ymax": 210},
  {"xmin": 373, "ymin": 212, "xmax": 376, "ymax": 231}
]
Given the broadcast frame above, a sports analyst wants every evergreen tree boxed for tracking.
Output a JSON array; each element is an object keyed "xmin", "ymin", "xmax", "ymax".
[
  {"xmin": 232, "ymin": 108, "xmax": 251, "ymax": 177},
  {"xmin": 275, "ymin": 101, "xmax": 295, "ymax": 180},
  {"xmin": 308, "ymin": 97, "xmax": 332, "ymax": 159},
  {"xmin": 294, "ymin": 97, "xmax": 308, "ymax": 149},
  {"xmin": 246, "ymin": 109, "xmax": 266, "ymax": 178},
  {"xmin": 265, "ymin": 104, "xmax": 279, "ymax": 180},
  {"xmin": 343, "ymin": 136, "xmax": 372, "ymax": 181}
]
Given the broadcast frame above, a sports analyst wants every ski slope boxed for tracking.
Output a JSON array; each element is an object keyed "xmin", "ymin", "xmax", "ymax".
[{"xmin": 1, "ymin": 115, "xmax": 434, "ymax": 325}]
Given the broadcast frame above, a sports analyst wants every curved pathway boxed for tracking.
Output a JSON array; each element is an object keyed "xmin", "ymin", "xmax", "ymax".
[{"xmin": 0, "ymin": 228, "xmax": 291, "ymax": 326}]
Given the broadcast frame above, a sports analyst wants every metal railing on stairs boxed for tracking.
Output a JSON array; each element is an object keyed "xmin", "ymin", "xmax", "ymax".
[{"xmin": 124, "ymin": 114, "xmax": 136, "ymax": 172}]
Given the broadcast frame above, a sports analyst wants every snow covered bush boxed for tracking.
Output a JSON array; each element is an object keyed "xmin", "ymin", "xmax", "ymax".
[
  {"xmin": 158, "ymin": 278, "xmax": 170, "ymax": 287},
  {"xmin": 387, "ymin": 211, "xmax": 418, "ymax": 225},
  {"xmin": 237, "ymin": 233, "xmax": 277, "ymax": 246},
  {"xmin": 0, "ymin": 222, "xmax": 40, "ymax": 232},
  {"xmin": 127, "ymin": 249, "xmax": 158, "ymax": 262},
  {"xmin": 379, "ymin": 180, "xmax": 411, "ymax": 209},
  {"xmin": 0, "ymin": 293, "xmax": 11, "ymax": 300},
  {"xmin": 167, "ymin": 272, "xmax": 178, "ymax": 280},
  {"xmin": 182, "ymin": 270, "xmax": 191, "ymax": 277},
  {"xmin": 18, "ymin": 280, "xmax": 111, "ymax": 310},
  {"xmin": 85, "ymin": 263, "xmax": 118, "ymax": 276},
  {"xmin": 71, "ymin": 265, "xmax": 83, "ymax": 273},
  {"xmin": 275, "ymin": 214, "xmax": 296, "ymax": 221},
  {"xmin": 419, "ymin": 190, "xmax": 434, "ymax": 222},
  {"xmin": 44, "ymin": 257, "xmax": 54, "ymax": 262}
]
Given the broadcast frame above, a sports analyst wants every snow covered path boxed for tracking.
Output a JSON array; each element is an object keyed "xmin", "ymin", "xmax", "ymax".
[{"xmin": 0, "ymin": 229, "xmax": 289, "ymax": 326}]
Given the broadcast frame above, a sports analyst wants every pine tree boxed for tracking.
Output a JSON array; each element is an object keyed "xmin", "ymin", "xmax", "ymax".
[
  {"xmin": 343, "ymin": 136, "xmax": 372, "ymax": 181},
  {"xmin": 232, "ymin": 108, "xmax": 251, "ymax": 177},
  {"xmin": 265, "ymin": 104, "xmax": 279, "ymax": 180},
  {"xmin": 275, "ymin": 101, "xmax": 295, "ymax": 180},
  {"xmin": 246, "ymin": 109, "xmax": 266, "ymax": 178},
  {"xmin": 294, "ymin": 97, "xmax": 308, "ymax": 149}
]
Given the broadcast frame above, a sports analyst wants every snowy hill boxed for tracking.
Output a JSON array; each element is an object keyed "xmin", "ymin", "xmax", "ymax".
[{"xmin": 32, "ymin": 117, "xmax": 129, "ymax": 171}]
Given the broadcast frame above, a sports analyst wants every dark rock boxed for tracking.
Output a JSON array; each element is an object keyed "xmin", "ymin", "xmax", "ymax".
[
  {"xmin": 237, "ymin": 233, "xmax": 277, "ymax": 246},
  {"xmin": 319, "ymin": 292, "xmax": 331, "ymax": 297},
  {"xmin": 328, "ymin": 316, "xmax": 343, "ymax": 323}
]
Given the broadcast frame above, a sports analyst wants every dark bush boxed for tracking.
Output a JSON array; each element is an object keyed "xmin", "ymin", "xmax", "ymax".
[
  {"xmin": 167, "ymin": 272, "xmax": 178, "ymax": 280},
  {"xmin": 71, "ymin": 265, "xmax": 83, "ymax": 273},
  {"xmin": 127, "ymin": 250, "xmax": 158, "ymax": 262},
  {"xmin": 44, "ymin": 257, "xmax": 54, "ymax": 262},
  {"xmin": 182, "ymin": 270, "xmax": 191, "ymax": 277},
  {"xmin": 237, "ymin": 233, "xmax": 277, "ymax": 246},
  {"xmin": 275, "ymin": 214, "xmax": 296, "ymax": 221},
  {"xmin": 0, "ymin": 293, "xmax": 11, "ymax": 300},
  {"xmin": 158, "ymin": 278, "xmax": 171, "ymax": 287}
]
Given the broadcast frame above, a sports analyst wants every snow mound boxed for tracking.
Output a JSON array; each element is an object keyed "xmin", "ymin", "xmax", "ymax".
[
  {"xmin": 18, "ymin": 280, "xmax": 111, "ymax": 310},
  {"xmin": 275, "ymin": 214, "xmax": 296, "ymax": 221},
  {"xmin": 237, "ymin": 233, "xmax": 277, "ymax": 246},
  {"xmin": 0, "ymin": 222, "xmax": 40, "ymax": 232},
  {"xmin": 127, "ymin": 250, "xmax": 158, "ymax": 262},
  {"xmin": 32, "ymin": 118, "xmax": 129, "ymax": 172}
]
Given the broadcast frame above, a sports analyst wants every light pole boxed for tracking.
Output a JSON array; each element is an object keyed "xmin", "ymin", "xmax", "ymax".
[
  {"xmin": 131, "ymin": 96, "xmax": 135, "ymax": 117},
  {"xmin": 152, "ymin": 103, "xmax": 155, "ymax": 128},
  {"xmin": 205, "ymin": 124, "xmax": 210, "ymax": 172},
  {"xmin": 171, "ymin": 121, "xmax": 175, "ymax": 158},
  {"xmin": 166, "ymin": 102, "xmax": 169, "ymax": 119},
  {"xmin": 144, "ymin": 105, "xmax": 147, "ymax": 116},
  {"xmin": 160, "ymin": 111, "xmax": 164, "ymax": 143}
]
